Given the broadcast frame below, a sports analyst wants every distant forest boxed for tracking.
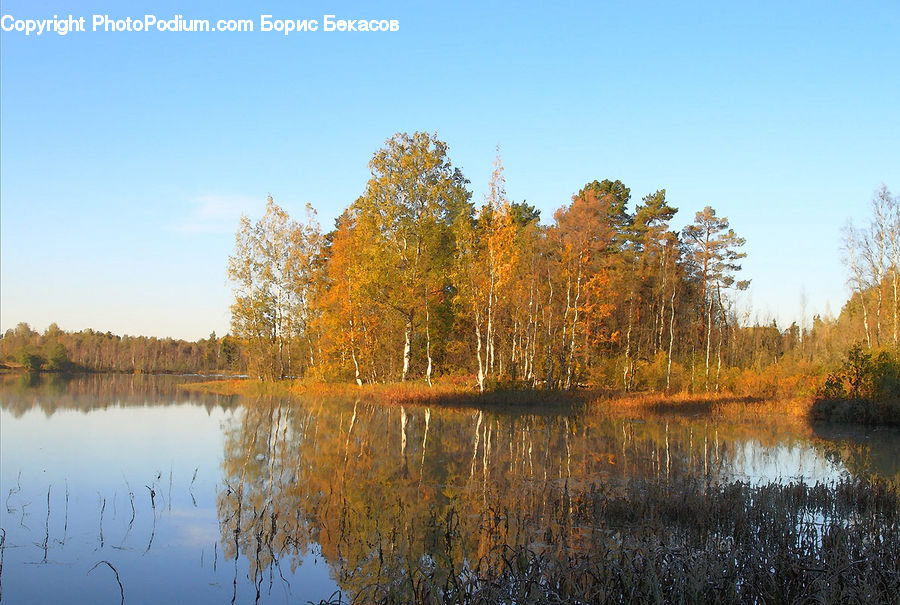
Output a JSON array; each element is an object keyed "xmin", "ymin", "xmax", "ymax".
[
  {"xmin": 0, "ymin": 324, "xmax": 243, "ymax": 374},
  {"xmin": 1, "ymin": 132, "xmax": 895, "ymax": 394}
]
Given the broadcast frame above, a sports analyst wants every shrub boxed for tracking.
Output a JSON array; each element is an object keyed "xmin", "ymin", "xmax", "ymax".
[
  {"xmin": 17, "ymin": 350, "xmax": 44, "ymax": 372},
  {"xmin": 812, "ymin": 344, "xmax": 900, "ymax": 425}
]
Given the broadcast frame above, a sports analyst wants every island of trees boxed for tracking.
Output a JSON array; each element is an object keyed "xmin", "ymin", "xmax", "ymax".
[{"xmin": 227, "ymin": 132, "xmax": 753, "ymax": 392}]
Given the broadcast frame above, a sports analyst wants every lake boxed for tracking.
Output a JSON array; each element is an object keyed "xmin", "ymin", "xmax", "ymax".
[{"xmin": 1, "ymin": 374, "xmax": 897, "ymax": 603}]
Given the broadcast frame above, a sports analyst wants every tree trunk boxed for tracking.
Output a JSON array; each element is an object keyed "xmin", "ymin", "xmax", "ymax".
[
  {"xmin": 545, "ymin": 277, "xmax": 554, "ymax": 389},
  {"xmin": 401, "ymin": 314, "xmax": 412, "ymax": 382},
  {"xmin": 487, "ymin": 269, "xmax": 495, "ymax": 375},
  {"xmin": 560, "ymin": 272, "xmax": 571, "ymax": 387},
  {"xmin": 858, "ymin": 288, "xmax": 872, "ymax": 348},
  {"xmin": 657, "ymin": 248, "xmax": 668, "ymax": 353},
  {"xmin": 715, "ymin": 324, "xmax": 723, "ymax": 392},
  {"xmin": 425, "ymin": 289, "xmax": 433, "ymax": 388},
  {"xmin": 876, "ymin": 280, "xmax": 883, "ymax": 346},
  {"xmin": 666, "ymin": 283, "xmax": 676, "ymax": 392},
  {"xmin": 565, "ymin": 255, "xmax": 583, "ymax": 391},
  {"xmin": 705, "ymin": 296, "xmax": 713, "ymax": 391},
  {"xmin": 893, "ymin": 267, "xmax": 898, "ymax": 346}
]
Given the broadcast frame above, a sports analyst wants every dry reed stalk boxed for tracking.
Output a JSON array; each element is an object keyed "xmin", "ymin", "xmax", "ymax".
[{"xmin": 88, "ymin": 560, "xmax": 124, "ymax": 604}]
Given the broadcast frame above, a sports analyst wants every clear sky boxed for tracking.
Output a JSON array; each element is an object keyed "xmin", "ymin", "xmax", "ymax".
[{"xmin": 1, "ymin": 1, "xmax": 898, "ymax": 340}]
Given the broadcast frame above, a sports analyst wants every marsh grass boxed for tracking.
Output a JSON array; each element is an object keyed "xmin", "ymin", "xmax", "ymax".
[
  {"xmin": 182, "ymin": 378, "xmax": 587, "ymax": 410},
  {"xmin": 183, "ymin": 378, "xmax": 821, "ymax": 425},
  {"xmin": 587, "ymin": 391, "xmax": 814, "ymax": 421},
  {"xmin": 317, "ymin": 477, "xmax": 899, "ymax": 604}
]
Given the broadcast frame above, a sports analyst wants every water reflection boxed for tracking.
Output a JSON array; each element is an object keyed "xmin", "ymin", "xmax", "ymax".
[
  {"xmin": 0, "ymin": 375, "xmax": 897, "ymax": 603},
  {"xmin": 0, "ymin": 372, "xmax": 240, "ymax": 417},
  {"xmin": 217, "ymin": 396, "xmax": 898, "ymax": 601}
]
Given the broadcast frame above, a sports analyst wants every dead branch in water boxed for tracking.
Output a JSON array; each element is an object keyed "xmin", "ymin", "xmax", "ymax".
[
  {"xmin": 0, "ymin": 527, "xmax": 7, "ymax": 601},
  {"xmin": 145, "ymin": 485, "xmax": 156, "ymax": 512},
  {"xmin": 190, "ymin": 467, "xmax": 198, "ymax": 508},
  {"xmin": 42, "ymin": 486, "xmax": 50, "ymax": 563},
  {"xmin": 88, "ymin": 560, "xmax": 124, "ymax": 604},
  {"xmin": 98, "ymin": 494, "xmax": 106, "ymax": 549},
  {"xmin": 6, "ymin": 471, "xmax": 21, "ymax": 514},
  {"xmin": 144, "ymin": 484, "xmax": 157, "ymax": 554},
  {"xmin": 55, "ymin": 480, "xmax": 69, "ymax": 546}
]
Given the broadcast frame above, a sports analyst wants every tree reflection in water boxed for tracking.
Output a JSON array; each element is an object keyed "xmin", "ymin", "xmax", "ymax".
[{"xmin": 218, "ymin": 397, "xmax": 900, "ymax": 603}]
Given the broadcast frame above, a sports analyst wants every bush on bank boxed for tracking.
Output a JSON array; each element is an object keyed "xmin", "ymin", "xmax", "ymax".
[{"xmin": 811, "ymin": 344, "xmax": 900, "ymax": 426}]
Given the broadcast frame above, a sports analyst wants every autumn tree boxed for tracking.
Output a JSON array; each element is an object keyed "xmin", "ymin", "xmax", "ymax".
[
  {"xmin": 456, "ymin": 149, "xmax": 525, "ymax": 390},
  {"xmin": 350, "ymin": 132, "xmax": 471, "ymax": 382},
  {"xmin": 546, "ymin": 180, "xmax": 628, "ymax": 389},
  {"xmin": 228, "ymin": 195, "xmax": 321, "ymax": 380}
]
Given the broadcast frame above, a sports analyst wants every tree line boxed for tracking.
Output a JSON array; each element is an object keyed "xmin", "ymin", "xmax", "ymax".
[
  {"xmin": 0, "ymin": 322, "xmax": 243, "ymax": 374},
  {"xmin": 228, "ymin": 131, "xmax": 754, "ymax": 391}
]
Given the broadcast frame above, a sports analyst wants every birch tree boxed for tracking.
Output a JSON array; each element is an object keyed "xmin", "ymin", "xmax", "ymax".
[
  {"xmin": 352, "ymin": 132, "xmax": 471, "ymax": 382},
  {"xmin": 228, "ymin": 196, "xmax": 320, "ymax": 380}
]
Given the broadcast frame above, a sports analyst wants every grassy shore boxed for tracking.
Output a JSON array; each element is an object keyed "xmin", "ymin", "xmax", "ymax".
[
  {"xmin": 191, "ymin": 376, "xmax": 900, "ymax": 425},
  {"xmin": 181, "ymin": 377, "xmax": 821, "ymax": 422},
  {"xmin": 181, "ymin": 377, "xmax": 589, "ymax": 409}
]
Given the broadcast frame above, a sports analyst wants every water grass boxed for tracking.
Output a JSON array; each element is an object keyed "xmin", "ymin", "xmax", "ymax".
[{"xmin": 314, "ymin": 476, "xmax": 900, "ymax": 604}]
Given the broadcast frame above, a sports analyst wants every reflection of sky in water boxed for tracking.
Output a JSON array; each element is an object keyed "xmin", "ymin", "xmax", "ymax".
[
  {"xmin": 0, "ymin": 398, "xmax": 338, "ymax": 604},
  {"xmin": 1, "ymin": 405, "xmax": 227, "ymax": 490},
  {"xmin": 724, "ymin": 440, "xmax": 849, "ymax": 484}
]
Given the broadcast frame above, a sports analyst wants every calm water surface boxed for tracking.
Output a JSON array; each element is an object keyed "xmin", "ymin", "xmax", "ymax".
[{"xmin": 0, "ymin": 374, "xmax": 897, "ymax": 603}]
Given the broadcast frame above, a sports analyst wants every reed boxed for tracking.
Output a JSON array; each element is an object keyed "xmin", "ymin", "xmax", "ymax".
[
  {"xmin": 0, "ymin": 527, "xmax": 6, "ymax": 601},
  {"xmin": 313, "ymin": 477, "xmax": 899, "ymax": 604},
  {"xmin": 88, "ymin": 560, "xmax": 124, "ymax": 605}
]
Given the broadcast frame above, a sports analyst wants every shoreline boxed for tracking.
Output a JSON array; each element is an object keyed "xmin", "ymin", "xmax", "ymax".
[{"xmin": 179, "ymin": 377, "xmax": 817, "ymax": 418}]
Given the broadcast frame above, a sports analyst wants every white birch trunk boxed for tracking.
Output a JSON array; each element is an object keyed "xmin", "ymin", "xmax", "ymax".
[
  {"xmin": 424, "ymin": 288, "xmax": 433, "ymax": 387},
  {"xmin": 401, "ymin": 315, "xmax": 412, "ymax": 382}
]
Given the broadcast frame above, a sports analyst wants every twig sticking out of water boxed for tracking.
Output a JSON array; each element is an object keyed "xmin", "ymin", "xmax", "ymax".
[
  {"xmin": 146, "ymin": 485, "xmax": 156, "ymax": 513},
  {"xmin": 58, "ymin": 480, "xmax": 69, "ymax": 546},
  {"xmin": 127, "ymin": 484, "xmax": 135, "ymax": 526},
  {"xmin": 144, "ymin": 486, "xmax": 157, "ymax": 554},
  {"xmin": 6, "ymin": 471, "xmax": 21, "ymax": 513},
  {"xmin": 190, "ymin": 468, "xmax": 198, "ymax": 508},
  {"xmin": 0, "ymin": 527, "xmax": 7, "ymax": 601},
  {"xmin": 168, "ymin": 466, "xmax": 173, "ymax": 513},
  {"xmin": 99, "ymin": 495, "xmax": 107, "ymax": 549},
  {"xmin": 119, "ymin": 478, "xmax": 135, "ymax": 548},
  {"xmin": 88, "ymin": 560, "xmax": 124, "ymax": 605},
  {"xmin": 42, "ymin": 486, "xmax": 51, "ymax": 563},
  {"xmin": 19, "ymin": 501, "xmax": 30, "ymax": 530}
]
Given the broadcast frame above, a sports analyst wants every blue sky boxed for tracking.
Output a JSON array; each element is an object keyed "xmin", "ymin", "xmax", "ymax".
[{"xmin": 2, "ymin": 1, "xmax": 898, "ymax": 340}]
